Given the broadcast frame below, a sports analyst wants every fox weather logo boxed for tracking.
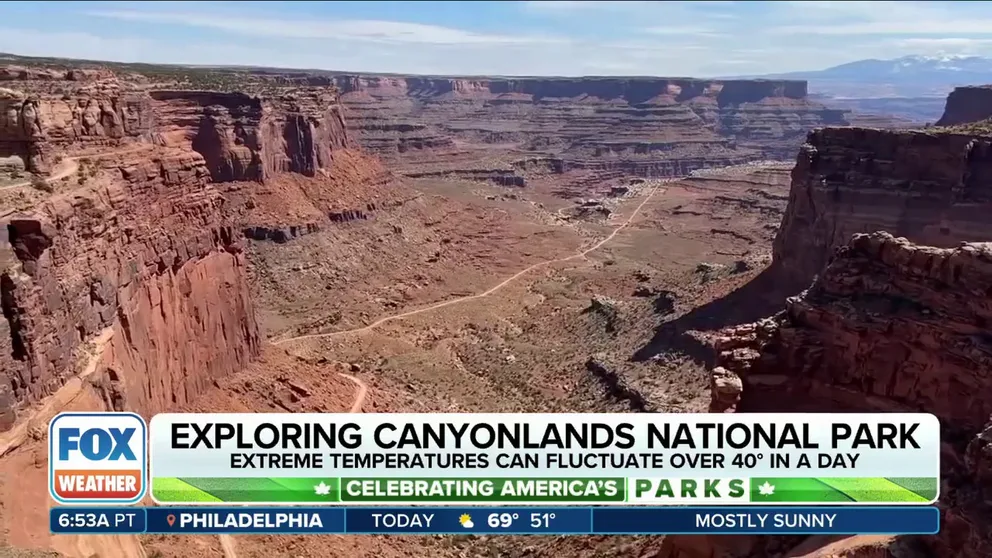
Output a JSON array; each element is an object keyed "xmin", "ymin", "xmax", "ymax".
[{"xmin": 48, "ymin": 412, "xmax": 147, "ymax": 504}]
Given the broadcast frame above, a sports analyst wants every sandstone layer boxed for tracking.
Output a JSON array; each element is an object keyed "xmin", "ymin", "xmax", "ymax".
[
  {"xmin": 936, "ymin": 85, "xmax": 992, "ymax": 126},
  {"xmin": 149, "ymin": 88, "xmax": 350, "ymax": 182},
  {"xmin": 701, "ymin": 232, "xmax": 992, "ymax": 558},
  {"xmin": 323, "ymin": 75, "xmax": 851, "ymax": 178},
  {"xmin": 773, "ymin": 127, "xmax": 992, "ymax": 292},
  {"xmin": 0, "ymin": 81, "xmax": 153, "ymax": 173},
  {"xmin": 0, "ymin": 150, "xmax": 261, "ymax": 421}
]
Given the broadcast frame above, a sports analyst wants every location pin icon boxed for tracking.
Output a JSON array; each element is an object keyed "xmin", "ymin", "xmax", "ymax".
[{"xmin": 166, "ymin": 514, "xmax": 176, "ymax": 527}]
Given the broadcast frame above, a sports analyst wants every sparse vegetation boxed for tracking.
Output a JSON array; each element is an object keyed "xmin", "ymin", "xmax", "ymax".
[
  {"xmin": 29, "ymin": 175, "xmax": 54, "ymax": 193},
  {"xmin": 930, "ymin": 117, "xmax": 992, "ymax": 135}
]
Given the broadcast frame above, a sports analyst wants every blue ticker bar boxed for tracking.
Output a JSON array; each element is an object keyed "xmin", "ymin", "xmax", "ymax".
[{"xmin": 51, "ymin": 506, "xmax": 940, "ymax": 536}]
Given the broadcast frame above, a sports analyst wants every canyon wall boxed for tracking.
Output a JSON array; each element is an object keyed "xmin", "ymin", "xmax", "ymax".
[
  {"xmin": 0, "ymin": 150, "xmax": 261, "ymax": 421},
  {"xmin": 702, "ymin": 232, "xmax": 992, "ymax": 557},
  {"xmin": 772, "ymin": 127, "xmax": 992, "ymax": 292},
  {"xmin": 0, "ymin": 82, "xmax": 153, "ymax": 172},
  {"xmin": 0, "ymin": 66, "xmax": 386, "ymax": 424},
  {"xmin": 936, "ymin": 85, "xmax": 992, "ymax": 127},
  {"xmin": 149, "ymin": 89, "xmax": 351, "ymax": 182},
  {"xmin": 318, "ymin": 74, "xmax": 851, "ymax": 177},
  {"xmin": 330, "ymin": 75, "xmax": 810, "ymax": 104}
]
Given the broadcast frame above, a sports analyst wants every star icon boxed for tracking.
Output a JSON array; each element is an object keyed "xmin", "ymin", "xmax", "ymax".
[
  {"xmin": 313, "ymin": 481, "xmax": 332, "ymax": 496},
  {"xmin": 758, "ymin": 481, "xmax": 776, "ymax": 496}
]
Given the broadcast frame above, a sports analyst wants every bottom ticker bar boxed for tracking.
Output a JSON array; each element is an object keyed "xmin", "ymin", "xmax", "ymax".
[{"xmin": 50, "ymin": 506, "xmax": 940, "ymax": 536}]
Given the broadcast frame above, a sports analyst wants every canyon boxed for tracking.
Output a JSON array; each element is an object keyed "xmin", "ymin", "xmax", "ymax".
[
  {"xmin": 0, "ymin": 53, "xmax": 989, "ymax": 558},
  {"xmin": 325, "ymin": 74, "xmax": 853, "ymax": 176}
]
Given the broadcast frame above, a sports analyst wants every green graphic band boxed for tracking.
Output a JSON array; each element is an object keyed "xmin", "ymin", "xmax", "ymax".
[
  {"xmin": 748, "ymin": 477, "xmax": 936, "ymax": 503},
  {"xmin": 152, "ymin": 476, "xmax": 937, "ymax": 504}
]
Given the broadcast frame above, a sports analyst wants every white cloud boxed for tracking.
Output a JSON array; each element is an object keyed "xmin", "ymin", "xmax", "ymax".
[
  {"xmin": 5, "ymin": 1, "xmax": 992, "ymax": 78},
  {"xmin": 643, "ymin": 26, "xmax": 724, "ymax": 37},
  {"xmin": 0, "ymin": 27, "xmax": 151, "ymax": 61},
  {"xmin": 86, "ymin": 10, "xmax": 568, "ymax": 46},
  {"xmin": 889, "ymin": 37, "xmax": 992, "ymax": 53},
  {"xmin": 771, "ymin": 1, "xmax": 992, "ymax": 35},
  {"xmin": 522, "ymin": 1, "xmax": 647, "ymax": 13}
]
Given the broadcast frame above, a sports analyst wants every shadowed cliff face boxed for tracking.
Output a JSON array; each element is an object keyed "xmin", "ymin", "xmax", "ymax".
[
  {"xmin": 0, "ymin": 69, "xmax": 391, "ymax": 426},
  {"xmin": 936, "ymin": 85, "xmax": 992, "ymax": 126},
  {"xmin": 705, "ymin": 232, "xmax": 992, "ymax": 558},
  {"xmin": 149, "ymin": 89, "xmax": 352, "ymax": 183},
  {"xmin": 772, "ymin": 127, "xmax": 992, "ymax": 293},
  {"xmin": 0, "ymin": 151, "xmax": 261, "ymax": 419}
]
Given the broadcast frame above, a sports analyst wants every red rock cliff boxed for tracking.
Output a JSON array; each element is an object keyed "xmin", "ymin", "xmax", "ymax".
[
  {"xmin": 772, "ymin": 127, "xmax": 992, "ymax": 292},
  {"xmin": 936, "ymin": 85, "xmax": 992, "ymax": 126},
  {"xmin": 0, "ymin": 151, "xmax": 261, "ymax": 422},
  {"xmin": 703, "ymin": 232, "xmax": 992, "ymax": 558},
  {"xmin": 326, "ymin": 74, "xmax": 849, "ymax": 170},
  {"xmin": 330, "ymin": 75, "xmax": 809, "ymax": 104},
  {"xmin": 149, "ymin": 88, "xmax": 350, "ymax": 182},
  {"xmin": 0, "ymin": 82, "xmax": 153, "ymax": 172}
]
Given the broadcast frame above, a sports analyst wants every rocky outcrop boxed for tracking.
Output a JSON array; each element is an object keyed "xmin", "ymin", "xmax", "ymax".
[
  {"xmin": 772, "ymin": 127, "xmax": 992, "ymax": 293},
  {"xmin": 731, "ymin": 232, "xmax": 992, "ymax": 429},
  {"xmin": 699, "ymin": 232, "xmax": 992, "ymax": 558},
  {"xmin": 936, "ymin": 85, "xmax": 992, "ymax": 126},
  {"xmin": 0, "ymin": 151, "xmax": 261, "ymax": 420},
  {"xmin": 149, "ymin": 88, "xmax": 350, "ymax": 182},
  {"xmin": 0, "ymin": 65, "xmax": 115, "ymax": 82},
  {"xmin": 403, "ymin": 168, "xmax": 526, "ymax": 187},
  {"xmin": 243, "ymin": 223, "xmax": 322, "ymax": 243},
  {"xmin": 0, "ymin": 83, "xmax": 153, "ymax": 172}
]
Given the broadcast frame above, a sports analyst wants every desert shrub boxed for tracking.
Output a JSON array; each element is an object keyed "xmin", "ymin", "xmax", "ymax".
[{"xmin": 30, "ymin": 175, "xmax": 54, "ymax": 193}]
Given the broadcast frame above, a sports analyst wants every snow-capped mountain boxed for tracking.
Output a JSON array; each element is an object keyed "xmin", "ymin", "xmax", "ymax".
[{"xmin": 754, "ymin": 55, "xmax": 992, "ymax": 98}]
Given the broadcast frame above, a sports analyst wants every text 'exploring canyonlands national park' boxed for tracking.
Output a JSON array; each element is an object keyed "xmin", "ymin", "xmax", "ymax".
[{"xmin": 1, "ymin": 1, "xmax": 992, "ymax": 557}]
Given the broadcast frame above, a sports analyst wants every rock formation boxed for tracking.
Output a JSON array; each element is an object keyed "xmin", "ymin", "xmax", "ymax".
[
  {"xmin": 0, "ymin": 150, "xmax": 261, "ymax": 418},
  {"xmin": 149, "ymin": 89, "xmax": 350, "ymax": 182},
  {"xmin": 936, "ymin": 85, "xmax": 992, "ymax": 126},
  {"xmin": 699, "ymin": 232, "xmax": 992, "ymax": 557},
  {"xmin": 668, "ymin": 89, "xmax": 992, "ymax": 558},
  {"xmin": 773, "ymin": 126, "xmax": 992, "ymax": 293},
  {"xmin": 325, "ymin": 75, "xmax": 852, "ymax": 178},
  {"xmin": 0, "ymin": 65, "xmax": 394, "ymax": 424},
  {"xmin": 0, "ymin": 80, "xmax": 153, "ymax": 173}
]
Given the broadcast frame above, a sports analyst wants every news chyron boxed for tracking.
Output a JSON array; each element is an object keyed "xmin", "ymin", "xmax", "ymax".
[{"xmin": 49, "ymin": 412, "xmax": 147, "ymax": 505}]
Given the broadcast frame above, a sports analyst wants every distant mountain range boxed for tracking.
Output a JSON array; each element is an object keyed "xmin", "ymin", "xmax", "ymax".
[
  {"xmin": 755, "ymin": 55, "xmax": 992, "ymax": 98},
  {"xmin": 742, "ymin": 55, "xmax": 992, "ymax": 123}
]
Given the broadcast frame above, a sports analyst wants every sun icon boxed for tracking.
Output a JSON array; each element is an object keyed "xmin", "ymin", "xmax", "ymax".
[{"xmin": 458, "ymin": 514, "xmax": 474, "ymax": 529}]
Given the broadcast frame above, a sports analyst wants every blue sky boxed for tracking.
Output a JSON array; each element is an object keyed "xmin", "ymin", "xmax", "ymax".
[{"xmin": 3, "ymin": 1, "xmax": 992, "ymax": 76}]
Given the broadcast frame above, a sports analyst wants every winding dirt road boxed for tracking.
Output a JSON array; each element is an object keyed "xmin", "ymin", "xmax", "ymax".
[
  {"xmin": 217, "ymin": 372, "xmax": 369, "ymax": 558},
  {"xmin": 273, "ymin": 180, "xmax": 669, "ymax": 345}
]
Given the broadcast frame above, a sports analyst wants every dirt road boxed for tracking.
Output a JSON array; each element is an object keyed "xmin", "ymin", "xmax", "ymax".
[
  {"xmin": 273, "ymin": 180, "xmax": 669, "ymax": 345},
  {"xmin": 217, "ymin": 371, "xmax": 369, "ymax": 558}
]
